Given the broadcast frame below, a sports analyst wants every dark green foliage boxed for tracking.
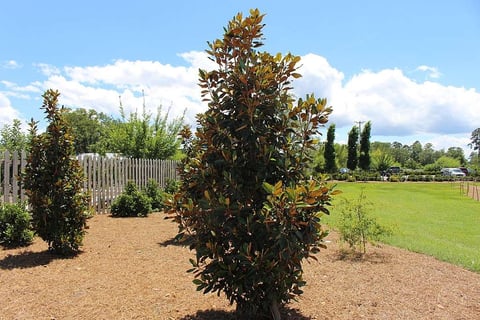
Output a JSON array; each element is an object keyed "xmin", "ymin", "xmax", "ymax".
[
  {"xmin": 63, "ymin": 108, "xmax": 114, "ymax": 155},
  {"xmin": 166, "ymin": 9, "xmax": 337, "ymax": 319},
  {"xmin": 111, "ymin": 181, "xmax": 151, "ymax": 217},
  {"xmin": 347, "ymin": 126, "xmax": 359, "ymax": 171},
  {"xmin": 0, "ymin": 202, "xmax": 34, "ymax": 247},
  {"xmin": 23, "ymin": 89, "xmax": 91, "ymax": 255},
  {"xmin": 143, "ymin": 179, "xmax": 165, "ymax": 211},
  {"xmin": 324, "ymin": 124, "xmax": 337, "ymax": 173},
  {"xmin": 358, "ymin": 121, "xmax": 371, "ymax": 170}
]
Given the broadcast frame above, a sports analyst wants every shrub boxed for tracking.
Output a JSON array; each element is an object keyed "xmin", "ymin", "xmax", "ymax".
[
  {"xmin": 389, "ymin": 174, "xmax": 401, "ymax": 182},
  {"xmin": 0, "ymin": 202, "xmax": 34, "ymax": 247},
  {"xmin": 166, "ymin": 9, "xmax": 337, "ymax": 319},
  {"xmin": 23, "ymin": 89, "xmax": 91, "ymax": 255},
  {"xmin": 164, "ymin": 178, "xmax": 180, "ymax": 194},
  {"xmin": 143, "ymin": 179, "xmax": 165, "ymax": 211},
  {"xmin": 336, "ymin": 190, "xmax": 392, "ymax": 254},
  {"xmin": 111, "ymin": 181, "xmax": 151, "ymax": 217}
]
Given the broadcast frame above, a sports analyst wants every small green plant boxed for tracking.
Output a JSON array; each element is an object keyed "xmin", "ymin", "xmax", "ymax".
[
  {"xmin": 0, "ymin": 202, "xmax": 34, "ymax": 247},
  {"xmin": 111, "ymin": 181, "xmax": 151, "ymax": 217},
  {"xmin": 336, "ymin": 190, "xmax": 392, "ymax": 254},
  {"xmin": 143, "ymin": 179, "xmax": 165, "ymax": 211}
]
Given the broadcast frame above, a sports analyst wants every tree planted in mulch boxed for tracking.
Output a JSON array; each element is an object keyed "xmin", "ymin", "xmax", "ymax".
[
  {"xmin": 167, "ymin": 9, "xmax": 338, "ymax": 319},
  {"xmin": 23, "ymin": 89, "xmax": 91, "ymax": 255}
]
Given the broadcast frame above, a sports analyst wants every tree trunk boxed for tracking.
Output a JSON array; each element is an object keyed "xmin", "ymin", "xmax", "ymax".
[{"xmin": 270, "ymin": 300, "xmax": 281, "ymax": 320}]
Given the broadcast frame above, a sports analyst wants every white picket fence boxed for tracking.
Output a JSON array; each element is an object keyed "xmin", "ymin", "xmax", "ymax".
[{"xmin": 1, "ymin": 150, "xmax": 179, "ymax": 213}]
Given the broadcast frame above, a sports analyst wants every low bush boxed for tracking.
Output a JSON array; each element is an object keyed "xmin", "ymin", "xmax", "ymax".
[
  {"xmin": 163, "ymin": 178, "xmax": 180, "ymax": 194},
  {"xmin": 111, "ymin": 181, "xmax": 152, "ymax": 217},
  {"xmin": 0, "ymin": 202, "xmax": 35, "ymax": 247},
  {"xmin": 143, "ymin": 179, "xmax": 165, "ymax": 211}
]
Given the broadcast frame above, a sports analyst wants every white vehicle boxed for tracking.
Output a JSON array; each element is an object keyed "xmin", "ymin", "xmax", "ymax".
[{"xmin": 441, "ymin": 168, "xmax": 466, "ymax": 177}]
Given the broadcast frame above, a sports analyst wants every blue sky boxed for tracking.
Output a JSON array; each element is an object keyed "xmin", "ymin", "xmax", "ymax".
[{"xmin": 1, "ymin": 0, "xmax": 479, "ymax": 156}]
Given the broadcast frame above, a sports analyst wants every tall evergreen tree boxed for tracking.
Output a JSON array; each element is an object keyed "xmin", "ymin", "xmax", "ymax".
[
  {"xmin": 167, "ymin": 9, "xmax": 336, "ymax": 319},
  {"xmin": 23, "ymin": 89, "xmax": 90, "ymax": 255},
  {"xmin": 324, "ymin": 124, "xmax": 337, "ymax": 173},
  {"xmin": 358, "ymin": 121, "xmax": 371, "ymax": 170},
  {"xmin": 347, "ymin": 126, "xmax": 359, "ymax": 171}
]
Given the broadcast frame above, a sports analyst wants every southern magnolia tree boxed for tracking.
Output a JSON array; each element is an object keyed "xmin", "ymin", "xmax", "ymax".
[
  {"xmin": 23, "ymin": 89, "xmax": 90, "ymax": 255},
  {"xmin": 167, "ymin": 9, "xmax": 337, "ymax": 319}
]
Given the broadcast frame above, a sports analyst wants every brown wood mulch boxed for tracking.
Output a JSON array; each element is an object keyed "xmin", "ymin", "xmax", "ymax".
[{"xmin": 1, "ymin": 213, "xmax": 479, "ymax": 320}]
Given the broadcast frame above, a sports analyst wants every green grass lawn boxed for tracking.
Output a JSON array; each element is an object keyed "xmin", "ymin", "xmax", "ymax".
[{"xmin": 323, "ymin": 181, "xmax": 480, "ymax": 272}]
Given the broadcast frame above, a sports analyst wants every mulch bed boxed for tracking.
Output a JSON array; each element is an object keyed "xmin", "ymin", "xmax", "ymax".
[{"xmin": 1, "ymin": 213, "xmax": 479, "ymax": 319}]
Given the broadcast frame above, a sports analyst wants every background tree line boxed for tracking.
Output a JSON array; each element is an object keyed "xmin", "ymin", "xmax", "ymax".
[
  {"xmin": 313, "ymin": 122, "xmax": 480, "ymax": 174},
  {"xmin": 1, "ymin": 107, "xmax": 479, "ymax": 170},
  {"xmin": 0, "ymin": 100, "xmax": 185, "ymax": 160}
]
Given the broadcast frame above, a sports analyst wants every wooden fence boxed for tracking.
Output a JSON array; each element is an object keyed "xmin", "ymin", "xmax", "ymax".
[{"xmin": 1, "ymin": 151, "xmax": 179, "ymax": 213}]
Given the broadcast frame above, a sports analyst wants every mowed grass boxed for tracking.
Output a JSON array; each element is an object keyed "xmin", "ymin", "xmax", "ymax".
[{"xmin": 323, "ymin": 181, "xmax": 480, "ymax": 272}]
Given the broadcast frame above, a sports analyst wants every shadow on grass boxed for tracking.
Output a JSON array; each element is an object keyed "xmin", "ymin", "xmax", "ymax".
[
  {"xmin": 178, "ymin": 307, "xmax": 313, "ymax": 320},
  {"xmin": 0, "ymin": 250, "xmax": 76, "ymax": 270}
]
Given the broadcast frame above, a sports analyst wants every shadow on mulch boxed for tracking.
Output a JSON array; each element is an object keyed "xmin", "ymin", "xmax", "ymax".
[
  {"xmin": 0, "ymin": 250, "xmax": 75, "ymax": 270},
  {"xmin": 332, "ymin": 249, "xmax": 392, "ymax": 264},
  {"xmin": 159, "ymin": 235, "xmax": 194, "ymax": 247},
  {"xmin": 178, "ymin": 307, "xmax": 313, "ymax": 320}
]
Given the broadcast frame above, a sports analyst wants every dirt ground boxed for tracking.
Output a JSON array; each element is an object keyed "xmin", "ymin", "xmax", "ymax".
[{"xmin": 1, "ymin": 213, "xmax": 479, "ymax": 320}]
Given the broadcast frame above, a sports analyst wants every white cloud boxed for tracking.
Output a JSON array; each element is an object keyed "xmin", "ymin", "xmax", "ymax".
[
  {"xmin": 35, "ymin": 63, "xmax": 61, "ymax": 77},
  {"xmin": 0, "ymin": 92, "xmax": 22, "ymax": 125},
  {"xmin": 37, "ymin": 57, "xmax": 210, "ymax": 124},
  {"xmin": 416, "ymin": 65, "xmax": 442, "ymax": 79},
  {"xmin": 2, "ymin": 52, "xmax": 479, "ymax": 153},
  {"xmin": 293, "ymin": 60, "xmax": 480, "ymax": 140},
  {"xmin": 1, "ymin": 60, "xmax": 21, "ymax": 69}
]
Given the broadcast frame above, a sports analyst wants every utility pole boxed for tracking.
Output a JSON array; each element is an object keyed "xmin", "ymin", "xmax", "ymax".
[{"xmin": 354, "ymin": 120, "xmax": 365, "ymax": 143}]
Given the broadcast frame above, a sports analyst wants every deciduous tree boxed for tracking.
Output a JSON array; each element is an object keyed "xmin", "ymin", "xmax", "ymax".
[{"xmin": 0, "ymin": 119, "xmax": 28, "ymax": 151}]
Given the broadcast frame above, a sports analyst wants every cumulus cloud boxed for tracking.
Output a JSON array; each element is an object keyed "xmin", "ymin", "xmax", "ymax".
[
  {"xmin": 416, "ymin": 65, "xmax": 442, "ymax": 79},
  {"xmin": 293, "ymin": 58, "xmax": 479, "ymax": 141},
  {"xmin": 1, "ymin": 60, "xmax": 21, "ymax": 69},
  {"xmin": 0, "ymin": 92, "xmax": 22, "ymax": 125},
  {"xmin": 36, "ymin": 57, "xmax": 210, "ymax": 124},
  {"xmin": 2, "ymin": 52, "xmax": 479, "ymax": 154}
]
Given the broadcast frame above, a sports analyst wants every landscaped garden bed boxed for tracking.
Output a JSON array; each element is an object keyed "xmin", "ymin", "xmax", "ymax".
[{"xmin": 1, "ymin": 213, "xmax": 479, "ymax": 319}]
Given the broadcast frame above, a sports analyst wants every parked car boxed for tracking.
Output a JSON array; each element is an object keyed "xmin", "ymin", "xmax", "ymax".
[
  {"xmin": 441, "ymin": 168, "xmax": 466, "ymax": 177},
  {"xmin": 339, "ymin": 167, "xmax": 350, "ymax": 174},
  {"xmin": 386, "ymin": 166, "xmax": 401, "ymax": 175}
]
